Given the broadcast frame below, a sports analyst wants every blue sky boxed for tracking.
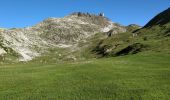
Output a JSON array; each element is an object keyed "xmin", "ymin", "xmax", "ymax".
[{"xmin": 0, "ymin": 0, "xmax": 169, "ymax": 28}]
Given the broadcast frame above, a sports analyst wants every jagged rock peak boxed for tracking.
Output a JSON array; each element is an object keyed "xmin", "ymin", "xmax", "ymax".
[{"xmin": 70, "ymin": 12, "xmax": 105, "ymax": 17}]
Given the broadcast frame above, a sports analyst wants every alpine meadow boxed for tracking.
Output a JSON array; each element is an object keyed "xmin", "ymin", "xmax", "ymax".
[{"xmin": 0, "ymin": 1, "xmax": 170, "ymax": 100}]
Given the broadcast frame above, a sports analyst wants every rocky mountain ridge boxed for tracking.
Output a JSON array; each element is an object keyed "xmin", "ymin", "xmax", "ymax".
[{"xmin": 0, "ymin": 13, "xmax": 126, "ymax": 62}]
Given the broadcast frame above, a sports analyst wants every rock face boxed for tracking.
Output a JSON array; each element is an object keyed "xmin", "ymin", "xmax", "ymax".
[
  {"xmin": 0, "ymin": 13, "xmax": 126, "ymax": 61},
  {"xmin": 144, "ymin": 7, "xmax": 170, "ymax": 28}
]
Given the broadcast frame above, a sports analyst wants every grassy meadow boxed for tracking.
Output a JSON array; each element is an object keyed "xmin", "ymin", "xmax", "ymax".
[{"xmin": 0, "ymin": 52, "xmax": 170, "ymax": 100}]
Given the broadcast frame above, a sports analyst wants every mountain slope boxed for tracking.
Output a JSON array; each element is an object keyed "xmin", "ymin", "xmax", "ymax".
[
  {"xmin": 137, "ymin": 7, "xmax": 170, "ymax": 37},
  {"xmin": 1, "ymin": 7, "xmax": 170, "ymax": 63},
  {"xmin": 0, "ymin": 13, "xmax": 126, "ymax": 62},
  {"xmin": 90, "ymin": 7, "xmax": 170, "ymax": 57},
  {"xmin": 144, "ymin": 7, "xmax": 170, "ymax": 28}
]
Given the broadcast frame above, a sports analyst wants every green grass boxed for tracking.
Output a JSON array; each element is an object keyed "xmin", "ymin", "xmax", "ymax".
[
  {"xmin": 0, "ymin": 52, "xmax": 170, "ymax": 100},
  {"xmin": 0, "ymin": 23, "xmax": 170, "ymax": 100},
  {"xmin": 90, "ymin": 23, "xmax": 170, "ymax": 57}
]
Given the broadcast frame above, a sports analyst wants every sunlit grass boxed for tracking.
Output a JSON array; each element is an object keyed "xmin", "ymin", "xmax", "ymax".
[{"xmin": 0, "ymin": 52, "xmax": 170, "ymax": 100}]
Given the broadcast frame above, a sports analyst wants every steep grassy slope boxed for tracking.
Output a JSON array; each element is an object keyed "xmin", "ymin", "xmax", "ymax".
[
  {"xmin": 144, "ymin": 7, "xmax": 170, "ymax": 28},
  {"xmin": 91, "ymin": 7, "xmax": 170, "ymax": 58},
  {"xmin": 0, "ymin": 52, "xmax": 170, "ymax": 100},
  {"xmin": 90, "ymin": 9, "xmax": 170, "ymax": 57},
  {"xmin": 91, "ymin": 27, "xmax": 170, "ymax": 57}
]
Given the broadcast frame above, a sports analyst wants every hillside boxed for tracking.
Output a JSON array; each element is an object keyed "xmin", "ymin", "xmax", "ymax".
[
  {"xmin": 89, "ymin": 8, "xmax": 170, "ymax": 58},
  {"xmin": 0, "ymin": 5, "xmax": 170, "ymax": 100},
  {"xmin": 1, "ymin": 8, "xmax": 170, "ymax": 63},
  {"xmin": 0, "ymin": 13, "xmax": 126, "ymax": 63},
  {"xmin": 144, "ymin": 7, "xmax": 170, "ymax": 28}
]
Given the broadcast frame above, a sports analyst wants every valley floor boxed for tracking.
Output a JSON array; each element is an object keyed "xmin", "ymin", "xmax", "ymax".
[{"xmin": 0, "ymin": 52, "xmax": 170, "ymax": 100}]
